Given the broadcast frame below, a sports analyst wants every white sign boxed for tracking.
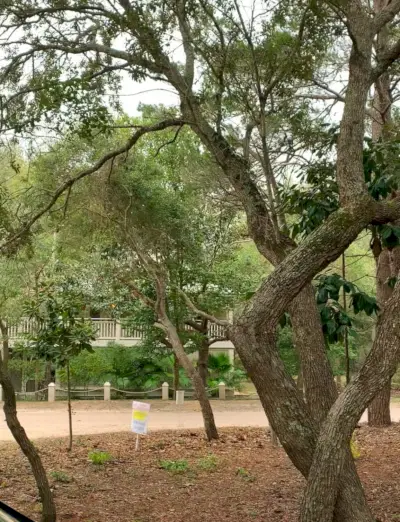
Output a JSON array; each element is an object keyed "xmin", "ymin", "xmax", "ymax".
[{"xmin": 131, "ymin": 401, "xmax": 151, "ymax": 435}]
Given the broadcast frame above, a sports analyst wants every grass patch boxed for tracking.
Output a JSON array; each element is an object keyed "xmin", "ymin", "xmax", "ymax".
[
  {"xmin": 159, "ymin": 459, "xmax": 189, "ymax": 473},
  {"xmin": 50, "ymin": 470, "xmax": 71, "ymax": 483},
  {"xmin": 197, "ymin": 454, "xmax": 218, "ymax": 471}
]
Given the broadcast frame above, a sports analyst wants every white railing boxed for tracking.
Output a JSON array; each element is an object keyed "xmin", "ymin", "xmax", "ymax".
[
  {"xmin": 208, "ymin": 322, "xmax": 227, "ymax": 339},
  {"xmin": 91, "ymin": 318, "xmax": 117, "ymax": 339},
  {"xmin": 7, "ymin": 318, "xmax": 228, "ymax": 343}
]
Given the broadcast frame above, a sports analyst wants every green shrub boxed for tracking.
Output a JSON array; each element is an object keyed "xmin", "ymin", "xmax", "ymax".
[
  {"xmin": 159, "ymin": 459, "xmax": 189, "ymax": 473},
  {"xmin": 197, "ymin": 454, "xmax": 218, "ymax": 471},
  {"xmin": 88, "ymin": 451, "xmax": 113, "ymax": 465}
]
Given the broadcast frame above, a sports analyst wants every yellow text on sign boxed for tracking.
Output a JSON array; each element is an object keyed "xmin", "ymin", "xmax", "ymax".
[{"xmin": 133, "ymin": 411, "xmax": 148, "ymax": 422}]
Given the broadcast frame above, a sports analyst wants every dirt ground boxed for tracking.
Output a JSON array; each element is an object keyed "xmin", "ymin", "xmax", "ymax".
[{"xmin": 1, "ymin": 425, "xmax": 399, "ymax": 522}]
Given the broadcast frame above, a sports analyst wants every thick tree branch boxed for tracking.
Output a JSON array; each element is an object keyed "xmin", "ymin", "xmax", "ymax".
[
  {"xmin": 371, "ymin": 38, "xmax": 400, "ymax": 81},
  {"xmin": 235, "ymin": 196, "xmax": 400, "ymax": 333},
  {"xmin": 373, "ymin": 0, "xmax": 400, "ymax": 32}
]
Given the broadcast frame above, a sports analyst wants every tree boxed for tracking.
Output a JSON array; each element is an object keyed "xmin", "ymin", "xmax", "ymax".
[
  {"xmin": 25, "ymin": 280, "xmax": 96, "ymax": 451},
  {"xmin": 3, "ymin": 1, "xmax": 400, "ymax": 520}
]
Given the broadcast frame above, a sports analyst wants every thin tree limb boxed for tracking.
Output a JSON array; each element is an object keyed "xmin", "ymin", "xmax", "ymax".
[
  {"xmin": 178, "ymin": 289, "xmax": 230, "ymax": 327},
  {"xmin": 0, "ymin": 119, "xmax": 185, "ymax": 252}
]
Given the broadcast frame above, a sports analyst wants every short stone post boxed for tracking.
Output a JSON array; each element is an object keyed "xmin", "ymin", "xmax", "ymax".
[
  {"xmin": 104, "ymin": 382, "xmax": 111, "ymax": 401},
  {"xmin": 219, "ymin": 382, "xmax": 226, "ymax": 400},
  {"xmin": 175, "ymin": 390, "xmax": 185, "ymax": 405},
  {"xmin": 162, "ymin": 382, "xmax": 169, "ymax": 401},
  {"xmin": 0, "ymin": 384, "xmax": 3, "ymax": 402},
  {"xmin": 48, "ymin": 382, "xmax": 56, "ymax": 402}
]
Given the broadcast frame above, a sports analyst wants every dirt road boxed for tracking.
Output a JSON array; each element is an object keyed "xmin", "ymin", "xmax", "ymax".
[{"xmin": 1, "ymin": 400, "xmax": 399, "ymax": 441}]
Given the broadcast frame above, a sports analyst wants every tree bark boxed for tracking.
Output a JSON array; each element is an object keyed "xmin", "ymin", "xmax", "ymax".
[
  {"xmin": 156, "ymin": 298, "xmax": 219, "ymax": 441},
  {"xmin": 289, "ymin": 285, "xmax": 338, "ymax": 426},
  {"xmin": 296, "ymin": 365, "xmax": 304, "ymax": 393},
  {"xmin": 173, "ymin": 353, "xmax": 180, "ymax": 400},
  {"xmin": 369, "ymin": 249, "xmax": 392, "ymax": 425},
  {"xmin": 0, "ymin": 319, "xmax": 9, "ymax": 368},
  {"xmin": 0, "ymin": 354, "xmax": 56, "ymax": 522},
  {"xmin": 299, "ymin": 277, "xmax": 400, "ymax": 522},
  {"xmin": 368, "ymin": 0, "xmax": 394, "ymax": 428},
  {"xmin": 231, "ymin": 324, "xmax": 374, "ymax": 522},
  {"xmin": 368, "ymin": 380, "xmax": 391, "ymax": 426},
  {"xmin": 197, "ymin": 338, "xmax": 209, "ymax": 387}
]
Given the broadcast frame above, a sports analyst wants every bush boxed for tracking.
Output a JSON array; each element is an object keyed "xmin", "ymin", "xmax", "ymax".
[{"xmin": 88, "ymin": 451, "xmax": 113, "ymax": 465}]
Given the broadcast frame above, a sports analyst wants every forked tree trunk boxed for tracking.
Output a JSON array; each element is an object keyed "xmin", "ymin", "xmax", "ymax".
[
  {"xmin": 299, "ymin": 277, "xmax": 400, "ymax": 522},
  {"xmin": 0, "ymin": 355, "xmax": 56, "ymax": 522},
  {"xmin": 288, "ymin": 287, "xmax": 371, "ymax": 522},
  {"xmin": 231, "ymin": 322, "xmax": 375, "ymax": 522}
]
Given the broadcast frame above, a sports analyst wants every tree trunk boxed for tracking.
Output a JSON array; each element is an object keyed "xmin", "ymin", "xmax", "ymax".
[
  {"xmin": 0, "ymin": 319, "xmax": 9, "ymax": 368},
  {"xmin": 192, "ymin": 370, "xmax": 219, "ymax": 440},
  {"xmin": 173, "ymin": 353, "xmax": 180, "ymax": 400},
  {"xmin": 368, "ymin": 380, "xmax": 391, "ymax": 426},
  {"xmin": 299, "ymin": 272, "xmax": 400, "ymax": 522},
  {"xmin": 369, "ymin": 248, "xmax": 392, "ymax": 425},
  {"xmin": 231, "ymin": 323, "xmax": 374, "ymax": 522},
  {"xmin": 67, "ymin": 361, "xmax": 73, "ymax": 451},
  {"xmin": 367, "ymin": 0, "xmax": 393, "ymax": 428},
  {"xmin": 43, "ymin": 361, "xmax": 53, "ymax": 387},
  {"xmin": 288, "ymin": 286, "xmax": 338, "ymax": 426},
  {"xmin": 296, "ymin": 366, "xmax": 303, "ymax": 394},
  {"xmin": 288, "ymin": 287, "xmax": 372, "ymax": 522},
  {"xmin": 160, "ymin": 315, "xmax": 219, "ymax": 441},
  {"xmin": 0, "ymin": 354, "xmax": 56, "ymax": 522},
  {"xmin": 197, "ymin": 339, "xmax": 209, "ymax": 387}
]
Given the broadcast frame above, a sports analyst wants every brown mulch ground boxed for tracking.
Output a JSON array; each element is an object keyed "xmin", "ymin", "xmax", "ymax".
[{"xmin": 1, "ymin": 425, "xmax": 399, "ymax": 522}]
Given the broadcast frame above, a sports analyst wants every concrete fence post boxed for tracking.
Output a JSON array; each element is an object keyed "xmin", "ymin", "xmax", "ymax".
[
  {"xmin": 175, "ymin": 390, "xmax": 185, "ymax": 405},
  {"xmin": 219, "ymin": 382, "xmax": 226, "ymax": 400},
  {"xmin": 48, "ymin": 382, "xmax": 56, "ymax": 402},
  {"xmin": 0, "ymin": 384, "xmax": 3, "ymax": 402},
  {"xmin": 115, "ymin": 321, "xmax": 122, "ymax": 341},
  {"xmin": 162, "ymin": 382, "xmax": 169, "ymax": 401},
  {"xmin": 104, "ymin": 382, "xmax": 111, "ymax": 401}
]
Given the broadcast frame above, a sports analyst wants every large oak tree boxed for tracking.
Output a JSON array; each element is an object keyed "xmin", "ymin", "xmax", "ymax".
[{"xmin": 2, "ymin": 1, "xmax": 400, "ymax": 521}]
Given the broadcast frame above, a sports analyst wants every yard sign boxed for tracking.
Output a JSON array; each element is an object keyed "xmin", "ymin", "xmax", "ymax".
[{"xmin": 132, "ymin": 401, "xmax": 151, "ymax": 435}]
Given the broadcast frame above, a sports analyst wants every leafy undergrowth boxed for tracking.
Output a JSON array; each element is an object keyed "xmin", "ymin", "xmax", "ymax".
[{"xmin": 1, "ymin": 426, "xmax": 400, "ymax": 522}]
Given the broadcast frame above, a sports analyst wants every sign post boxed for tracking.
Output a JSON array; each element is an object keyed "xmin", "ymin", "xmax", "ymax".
[{"xmin": 131, "ymin": 401, "xmax": 150, "ymax": 451}]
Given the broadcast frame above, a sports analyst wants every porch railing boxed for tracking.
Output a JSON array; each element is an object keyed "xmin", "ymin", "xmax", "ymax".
[{"xmin": 7, "ymin": 318, "xmax": 228, "ymax": 343}]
